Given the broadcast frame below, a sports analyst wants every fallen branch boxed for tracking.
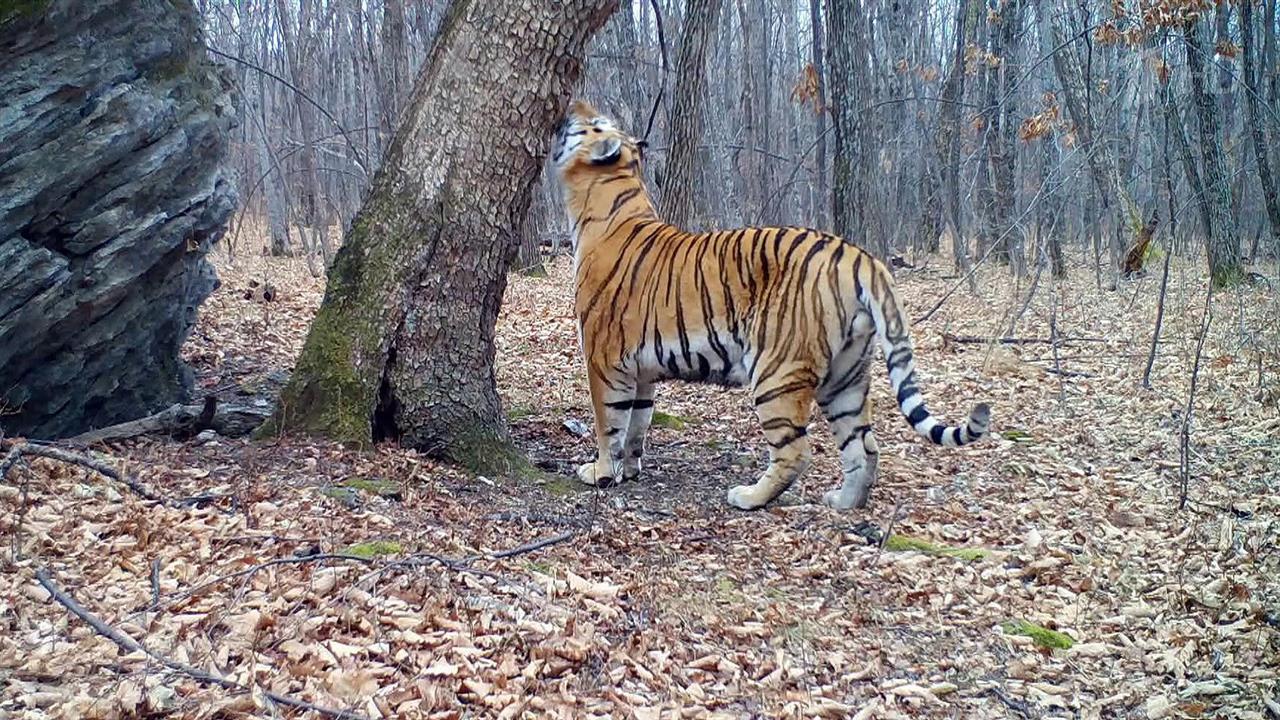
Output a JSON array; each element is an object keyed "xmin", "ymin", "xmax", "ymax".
[
  {"xmin": 942, "ymin": 333, "xmax": 1110, "ymax": 346},
  {"xmin": 66, "ymin": 397, "xmax": 271, "ymax": 445},
  {"xmin": 35, "ymin": 567, "xmax": 370, "ymax": 720},
  {"xmin": 1179, "ymin": 285, "xmax": 1214, "ymax": 511},
  {"xmin": 984, "ymin": 685, "xmax": 1034, "ymax": 718},
  {"xmin": 874, "ymin": 501, "xmax": 905, "ymax": 564},
  {"xmin": 1142, "ymin": 243, "xmax": 1173, "ymax": 389},
  {"xmin": 1, "ymin": 441, "xmax": 162, "ymax": 503},
  {"xmin": 1039, "ymin": 366, "xmax": 1095, "ymax": 379},
  {"xmin": 490, "ymin": 530, "xmax": 578, "ymax": 559},
  {"xmin": 142, "ymin": 551, "xmax": 491, "ymax": 617}
]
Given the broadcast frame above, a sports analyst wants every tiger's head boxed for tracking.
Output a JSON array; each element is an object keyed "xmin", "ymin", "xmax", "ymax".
[{"xmin": 551, "ymin": 100, "xmax": 647, "ymax": 180}]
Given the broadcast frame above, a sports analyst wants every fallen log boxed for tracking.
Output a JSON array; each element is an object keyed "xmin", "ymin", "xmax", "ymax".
[{"xmin": 66, "ymin": 396, "xmax": 271, "ymax": 445}]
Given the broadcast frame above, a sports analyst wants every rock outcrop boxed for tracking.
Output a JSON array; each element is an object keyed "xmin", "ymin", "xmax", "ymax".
[{"xmin": 0, "ymin": 0, "xmax": 237, "ymax": 438}]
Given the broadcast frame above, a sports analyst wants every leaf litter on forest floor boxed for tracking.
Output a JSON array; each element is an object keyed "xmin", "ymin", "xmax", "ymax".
[{"xmin": 2, "ymin": 247, "xmax": 1278, "ymax": 718}]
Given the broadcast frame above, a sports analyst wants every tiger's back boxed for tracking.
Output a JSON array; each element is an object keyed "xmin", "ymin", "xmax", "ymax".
[
  {"xmin": 578, "ymin": 222, "xmax": 878, "ymax": 389},
  {"xmin": 554, "ymin": 100, "xmax": 990, "ymax": 510}
]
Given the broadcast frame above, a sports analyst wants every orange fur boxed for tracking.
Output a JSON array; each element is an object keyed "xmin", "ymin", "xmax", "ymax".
[{"xmin": 551, "ymin": 101, "xmax": 990, "ymax": 510}]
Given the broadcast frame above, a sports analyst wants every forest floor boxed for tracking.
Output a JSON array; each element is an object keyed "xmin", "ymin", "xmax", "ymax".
[{"xmin": 3, "ymin": 240, "xmax": 1279, "ymax": 720}]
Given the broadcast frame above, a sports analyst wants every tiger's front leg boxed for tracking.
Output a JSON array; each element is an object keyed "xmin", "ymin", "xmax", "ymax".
[
  {"xmin": 620, "ymin": 382, "xmax": 655, "ymax": 482},
  {"xmin": 577, "ymin": 369, "xmax": 636, "ymax": 488}
]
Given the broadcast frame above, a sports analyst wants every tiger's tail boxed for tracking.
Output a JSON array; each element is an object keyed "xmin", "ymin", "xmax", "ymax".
[{"xmin": 860, "ymin": 265, "xmax": 991, "ymax": 447}]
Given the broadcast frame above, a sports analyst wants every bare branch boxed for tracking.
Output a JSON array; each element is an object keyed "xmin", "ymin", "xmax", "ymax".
[{"xmin": 35, "ymin": 567, "xmax": 371, "ymax": 720}]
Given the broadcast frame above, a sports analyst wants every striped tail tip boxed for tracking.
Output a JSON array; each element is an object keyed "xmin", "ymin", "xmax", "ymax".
[
  {"xmin": 968, "ymin": 402, "xmax": 992, "ymax": 434},
  {"xmin": 916, "ymin": 401, "xmax": 991, "ymax": 447}
]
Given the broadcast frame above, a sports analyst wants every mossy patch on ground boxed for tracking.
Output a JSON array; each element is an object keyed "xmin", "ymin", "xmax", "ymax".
[
  {"xmin": 1000, "ymin": 428, "xmax": 1033, "ymax": 442},
  {"xmin": 447, "ymin": 426, "xmax": 552, "ymax": 483},
  {"xmin": 341, "ymin": 476, "xmax": 401, "ymax": 497},
  {"xmin": 651, "ymin": 411, "xmax": 688, "ymax": 430},
  {"xmin": 319, "ymin": 486, "xmax": 360, "ymax": 505},
  {"xmin": 1001, "ymin": 620, "xmax": 1074, "ymax": 649},
  {"xmin": 506, "ymin": 404, "xmax": 537, "ymax": 422},
  {"xmin": 540, "ymin": 475, "xmax": 587, "ymax": 497},
  {"xmin": 524, "ymin": 560, "xmax": 554, "ymax": 575},
  {"xmin": 883, "ymin": 533, "xmax": 991, "ymax": 561},
  {"xmin": 320, "ymin": 477, "xmax": 402, "ymax": 504},
  {"xmin": 343, "ymin": 540, "xmax": 403, "ymax": 559},
  {"xmin": 714, "ymin": 576, "xmax": 738, "ymax": 599}
]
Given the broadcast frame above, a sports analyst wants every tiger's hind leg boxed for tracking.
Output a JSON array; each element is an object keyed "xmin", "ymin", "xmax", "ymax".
[
  {"xmin": 577, "ymin": 370, "xmax": 636, "ymax": 488},
  {"xmin": 726, "ymin": 365, "xmax": 815, "ymax": 510},
  {"xmin": 818, "ymin": 364, "xmax": 878, "ymax": 510},
  {"xmin": 621, "ymin": 382, "xmax": 655, "ymax": 482}
]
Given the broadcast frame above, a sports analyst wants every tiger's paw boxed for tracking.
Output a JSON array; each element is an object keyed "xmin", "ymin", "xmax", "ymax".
[
  {"xmin": 726, "ymin": 484, "xmax": 768, "ymax": 511},
  {"xmin": 822, "ymin": 488, "xmax": 869, "ymax": 510},
  {"xmin": 576, "ymin": 462, "xmax": 616, "ymax": 488}
]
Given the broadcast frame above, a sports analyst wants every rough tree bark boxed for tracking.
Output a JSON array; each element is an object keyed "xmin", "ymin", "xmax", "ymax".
[
  {"xmin": 987, "ymin": 0, "xmax": 1024, "ymax": 269},
  {"xmin": 1241, "ymin": 0, "xmax": 1280, "ymax": 251},
  {"xmin": 265, "ymin": 0, "xmax": 617, "ymax": 467},
  {"xmin": 661, "ymin": 0, "xmax": 724, "ymax": 229},
  {"xmin": 826, "ymin": 0, "xmax": 871, "ymax": 250},
  {"xmin": 0, "ymin": 0, "xmax": 237, "ymax": 439},
  {"xmin": 1183, "ymin": 18, "xmax": 1243, "ymax": 286}
]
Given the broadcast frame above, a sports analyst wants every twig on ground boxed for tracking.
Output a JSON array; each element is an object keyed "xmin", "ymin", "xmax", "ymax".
[
  {"xmin": 942, "ymin": 333, "xmax": 1109, "ymax": 346},
  {"xmin": 1040, "ymin": 366, "xmax": 1096, "ymax": 378},
  {"xmin": 36, "ymin": 567, "xmax": 370, "ymax": 720},
  {"xmin": 152, "ymin": 553, "xmax": 399, "ymax": 614},
  {"xmin": 489, "ymin": 530, "xmax": 578, "ymax": 559},
  {"xmin": 1050, "ymin": 288, "xmax": 1068, "ymax": 410},
  {"xmin": 874, "ymin": 501, "xmax": 905, "ymax": 563},
  {"xmin": 1142, "ymin": 247, "xmax": 1173, "ymax": 388},
  {"xmin": 150, "ymin": 559, "xmax": 161, "ymax": 610},
  {"xmin": 484, "ymin": 511, "xmax": 591, "ymax": 527},
  {"xmin": 985, "ymin": 685, "xmax": 1035, "ymax": 718},
  {"xmin": 0, "ymin": 442, "xmax": 162, "ymax": 503},
  {"xmin": 1180, "ymin": 286, "xmax": 1214, "ymax": 510},
  {"xmin": 141, "ymin": 549, "xmax": 506, "ymax": 621}
]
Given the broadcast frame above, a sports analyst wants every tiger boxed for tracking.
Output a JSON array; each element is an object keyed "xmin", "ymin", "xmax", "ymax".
[{"xmin": 550, "ymin": 100, "xmax": 991, "ymax": 510}]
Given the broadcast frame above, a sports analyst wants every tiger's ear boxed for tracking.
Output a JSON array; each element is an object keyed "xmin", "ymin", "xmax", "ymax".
[
  {"xmin": 634, "ymin": 139, "xmax": 649, "ymax": 160},
  {"xmin": 589, "ymin": 136, "xmax": 623, "ymax": 165}
]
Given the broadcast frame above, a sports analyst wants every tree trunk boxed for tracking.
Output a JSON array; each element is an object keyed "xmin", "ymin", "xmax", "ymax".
[
  {"xmin": 1047, "ymin": 6, "xmax": 1145, "ymax": 270},
  {"xmin": 1184, "ymin": 18, "xmax": 1244, "ymax": 286},
  {"xmin": 809, "ymin": 0, "xmax": 828, "ymax": 229},
  {"xmin": 1241, "ymin": 0, "xmax": 1280, "ymax": 251},
  {"xmin": 265, "ymin": 0, "xmax": 617, "ymax": 467},
  {"xmin": 0, "ymin": 0, "xmax": 237, "ymax": 439},
  {"xmin": 378, "ymin": 0, "xmax": 411, "ymax": 144},
  {"xmin": 937, "ymin": 0, "xmax": 971, "ymax": 271},
  {"xmin": 988, "ymin": 0, "xmax": 1023, "ymax": 270},
  {"xmin": 1162, "ymin": 74, "xmax": 1213, "ymax": 240},
  {"xmin": 975, "ymin": 8, "xmax": 999, "ymax": 262},
  {"xmin": 659, "ymin": 0, "xmax": 723, "ymax": 229},
  {"xmin": 826, "ymin": 0, "xmax": 870, "ymax": 249},
  {"xmin": 275, "ymin": 0, "xmax": 328, "ymax": 270}
]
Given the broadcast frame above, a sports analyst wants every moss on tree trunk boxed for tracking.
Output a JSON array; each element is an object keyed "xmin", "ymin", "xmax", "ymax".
[{"xmin": 265, "ymin": 0, "xmax": 618, "ymax": 467}]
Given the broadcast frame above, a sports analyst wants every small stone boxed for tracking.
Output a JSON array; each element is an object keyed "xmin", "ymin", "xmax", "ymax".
[
  {"xmin": 1145, "ymin": 695, "xmax": 1173, "ymax": 719},
  {"xmin": 195, "ymin": 429, "xmax": 218, "ymax": 443},
  {"xmin": 23, "ymin": 582, "xmax": 51, "ymax": 603}
]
